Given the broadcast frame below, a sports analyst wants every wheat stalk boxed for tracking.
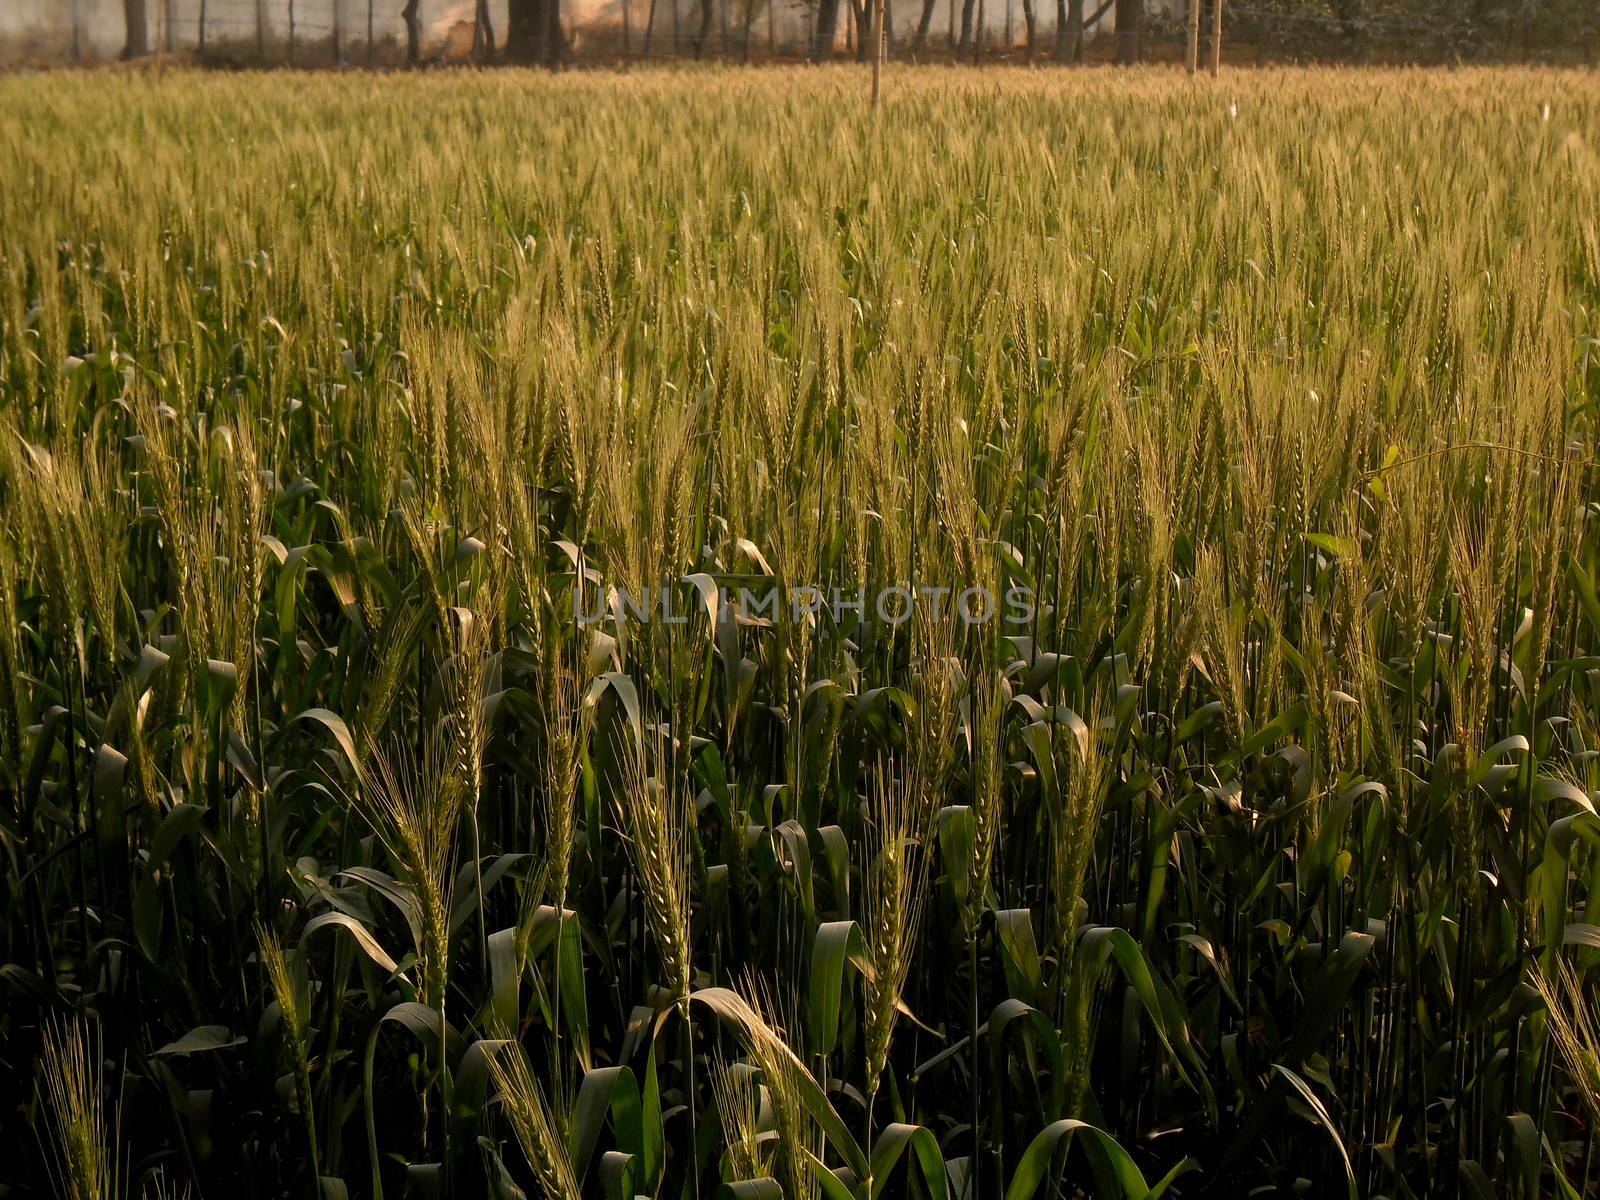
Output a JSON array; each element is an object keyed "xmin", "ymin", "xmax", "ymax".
[{"xmin": 39, "ymin": 1016, "xmax": 118, "ymax": 1200}]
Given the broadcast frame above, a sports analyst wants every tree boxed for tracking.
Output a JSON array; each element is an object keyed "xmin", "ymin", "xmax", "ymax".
[
  {"xmin": 507, "ymin": 0, "xmax": 564, "ymax": 65},
  {"xmin": 1114, "ymin": 0, "xmax": 1140, "ymax": 61},
  {"xmin": 1053, "ymin": 0, "xmax": 1083, "ymax": 60},
  {"xmin": 473, "ymin": 0, "xmax": 496, "ymax": 61},
  {"xmin": 812, "ymin": 0, "xmax": 843, "ymax": 59},
  {"xmin": 912, "ymin": 0, "xmax": 937, "ymax": 55},
  {"xmin": 693, "ymin": 0, "xmax": 713, "ymax": 56},
  {"xmin": 122, "ymin": 0, "xmax": 149, "ymax": 57},
  {"xmin": 401, "ymin": 0, "xmax": 421, "ymax": 63},
  {"xmin": 851, "ymin": 0, "xmax": 872, "ymax": 59},
  {"xmin": 958, "ymin": 0, "xmax": 976, "ymax": 47},
  {"xmin": 1335, "ymin": 0, "xmax": 1365, "ymax": 59}
]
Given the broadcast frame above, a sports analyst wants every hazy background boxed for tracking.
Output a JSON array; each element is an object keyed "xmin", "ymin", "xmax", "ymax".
[{"xmin": 1, "ymin": 0, "xmax": 1129, "ymax": 61}]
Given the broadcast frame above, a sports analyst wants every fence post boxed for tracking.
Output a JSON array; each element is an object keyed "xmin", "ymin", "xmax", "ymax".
[{"xmin": 871, "ymin": 0, "xmax": 883, "ymax": 105}]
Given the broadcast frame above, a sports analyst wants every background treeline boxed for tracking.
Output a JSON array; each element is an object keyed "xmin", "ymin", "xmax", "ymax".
[
  {"xmin": 9, "ymin": 0, "xmax": 1600, "ymax": 68},
  {"xmin": 1220, "ymin": 0, "xmax": 1600, "ymax": 65}
]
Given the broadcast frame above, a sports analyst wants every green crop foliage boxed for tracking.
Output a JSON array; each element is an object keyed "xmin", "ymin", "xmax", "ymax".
[{"xmin": 1, "ymin": 64, "xmax": 1599, "ymax": 1199}]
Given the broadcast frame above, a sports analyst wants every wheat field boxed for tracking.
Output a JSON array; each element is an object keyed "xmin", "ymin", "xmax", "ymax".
[{"xmin": 1, "ymin": 65, "xmax": 1598, "ymax": 1198}]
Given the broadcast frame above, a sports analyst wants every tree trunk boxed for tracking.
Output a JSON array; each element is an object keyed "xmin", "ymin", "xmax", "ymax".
[
  {"xmin": 812, "ymin": 0, "xmax": 841, "ymax": 58},
  {"xmin": 1021, "ymin": 0, "xmax": 1034, "ymax": 60},
  {"xmin": 401, "ymin": 0, "xmax": 421, "ymax": 63},
  {"xmin": 507, "ymin": 0, "xmax": 539, "ymax": 60},
  {"xmin": 1114, "ymin": 0, "xmax": 1141, "ymax": 62},
  {"xmin": 958, "ymin": 0, "xmax": 975, "ymax": 47},
  {"xmin": 122, "ymin": 0, "xmax": 149, "ymax": 57},
  {"xmin": 474, "ymin": 0, "xmax": 496, "ymax": 61},
  {"xmin": 508, "ymin": 0, "xmax": 562, "ymax": 62},
  {"xmin": 1058, "ymin": 0, "xmax": 1083, "ymax": 60},
  {"xmin": 547, "ymin": 0, "xmax": 564, "ymax": 67},
  {"xmin": 852, "ymin": 0, "xmax": 871, "ymax": 59},
  {"xmin": 912, "ymin": 0, "xmax": 936, "ymax": 55},
  {"xmin": 694, "ymin": 0, "xmax": 713, "ymax": 56}
]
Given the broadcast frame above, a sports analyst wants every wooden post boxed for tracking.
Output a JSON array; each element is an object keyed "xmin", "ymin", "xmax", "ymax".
[
  {"xmin": 1186, "ymin": 0, "xmax": 1198, "ymax": 72},
  {"xmin": 871, "ymin": 0, "xmax": 883, "ymax": 107},
  {"xmin": 1209, "ymin": 0, "xmax": 1221, "ymax": 75}
]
